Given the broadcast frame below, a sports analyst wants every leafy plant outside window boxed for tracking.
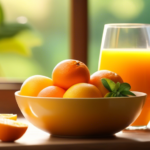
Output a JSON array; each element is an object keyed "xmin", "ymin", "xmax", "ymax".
[{"xmin": 0, "ymin": 3, "xmax": 42, "ymax": 77}]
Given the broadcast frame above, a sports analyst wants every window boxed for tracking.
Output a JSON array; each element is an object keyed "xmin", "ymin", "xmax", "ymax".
[
  {"xmin": 0, "ymin": 0, "xmax": 70, "ymax": 81},
  {"xmin": 0, "ymin": 0, "xmax": 149, "ymax": 80}
]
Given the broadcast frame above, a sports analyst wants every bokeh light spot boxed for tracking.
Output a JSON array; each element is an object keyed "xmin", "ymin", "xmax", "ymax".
[{"xmin": 109, "ymin": 0, "xmax": 144, "ymax": 20}]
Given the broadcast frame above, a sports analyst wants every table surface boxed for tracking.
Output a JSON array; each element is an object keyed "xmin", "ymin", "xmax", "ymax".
[{"xmin": 1, "ymin": 118, "xmax": 150, "ymax": 150}]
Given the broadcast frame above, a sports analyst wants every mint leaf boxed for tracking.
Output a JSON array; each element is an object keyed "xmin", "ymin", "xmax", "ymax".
[
  {"xmin": 104, "ymin": 92, "xmax": 118, "ymax": 97},
  {"xmin": 118, "ymin": 83, "xmax": 131, "ymax": 92},
  {"xmin": 101, "ymin": 78, "xmax": 116, "ymax": 92},
  {"xmin": 104, "ymin": 92, "xmax": 114, "ymax": 97},
  {"xmin": 101, "ymin": 78, "xmax": 135, "ymax": 98},
  {"xmin": 121, "ymin": 91, "xmax": 136, "ymax": 96},
  {"xmin": 114, "ymin": 82, "xmax": 120, "ymax": 92},
  {"xmin": 112, "ymin": 93, "xmax": 117, "ymax": 97},
  {"xmin": 118, "ymin": 94, "xmax": 124, "ymax": 97}
]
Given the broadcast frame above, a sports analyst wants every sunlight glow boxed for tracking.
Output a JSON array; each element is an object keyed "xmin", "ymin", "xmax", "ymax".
[
  {"xmin": 0, "ymin": 0, "xmax": 51, "ymax": 23},
  {"xmin": 109, "ymin": 0, "xmax": 144, "ymax": 20},
  {"xmin": 17, "ymin": 16, "xmax": 27, "ymax": 24}
]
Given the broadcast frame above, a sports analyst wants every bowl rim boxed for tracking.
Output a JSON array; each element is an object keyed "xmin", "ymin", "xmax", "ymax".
[{"xmin": 15, "ymin": 91, "xmax": 147, "ymax": 100}]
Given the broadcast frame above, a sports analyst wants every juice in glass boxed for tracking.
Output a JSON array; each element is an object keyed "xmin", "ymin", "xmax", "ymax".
[{"xmin": 99, "ymin": 49, "xmax": 150, "ymax": 126}]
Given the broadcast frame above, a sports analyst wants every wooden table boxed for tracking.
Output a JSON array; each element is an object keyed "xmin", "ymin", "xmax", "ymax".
[{"xmin": 1, "ymin": 118, "xmax": 150, "ymax": 150}]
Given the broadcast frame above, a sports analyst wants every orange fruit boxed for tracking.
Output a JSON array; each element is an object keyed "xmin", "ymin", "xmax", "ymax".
[
  {"xmin": 89, "ymin": 70, "xmax": 123, "ymax": 97},
  {"xmin": 63, "ymin": 83, "xmax": 102, "ymax": 98},
  {"xmin": 52, "ymin": 59, "xmax": 90, "ymax": 90},
  {"xmin": 37, "ymin": 86, "xmax": 66, "ymax": 98},
  {"xmin": 0, "ymin": 114, "xmax": 17, "ymax": 121},
  {"xmin": 0, "ymin": 119, "xmax": 28, "ymax": 142},
  {"xmin": 20, "ymin": 75, "xmax": 53, "ymax": 96}
]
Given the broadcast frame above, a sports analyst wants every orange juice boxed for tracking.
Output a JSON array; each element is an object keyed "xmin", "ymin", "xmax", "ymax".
[{"xmin": 99, "ymin": 49, "xmax": 150, "ymax": 126}]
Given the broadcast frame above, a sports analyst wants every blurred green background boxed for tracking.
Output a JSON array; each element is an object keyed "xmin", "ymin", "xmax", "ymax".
[
  {"xmin": 0, "ymin": 0, "xmax": 148, "ymax": 80},
  {"xmin": 0, "ymin": 0, "xmax": 69, "ymax": 81}
]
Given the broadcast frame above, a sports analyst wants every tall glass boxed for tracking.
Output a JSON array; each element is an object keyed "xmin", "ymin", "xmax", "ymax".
[{"xmin": 99, "ymin": 24, "xmax": 150, "ymax": 126}]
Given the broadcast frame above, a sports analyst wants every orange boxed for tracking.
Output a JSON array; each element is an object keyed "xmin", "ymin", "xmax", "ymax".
[
  {"xmin": 0, "ymin": 114, "xmax": 17, "ymax": 121},
  {"xmin": 52, "ymin": 59, "xmax": 90, "ymax": 90},
  {"xmin": 20, "ymin": 75, "xmax": 53, "ymax": 96},
  {"xmin": 0, "ymin": 119, "xmax": 28, "ymax": 142},
  {"xmin": 63, "ymin": 83, "xmax": 102, "ymax": 98},
  {"xmin": 89, "ymin": 70, "xmax": 123, "ymax": 97},
  {"xmin": 37, "ymin": 86, "xmax": 66, "ymax": 98}
]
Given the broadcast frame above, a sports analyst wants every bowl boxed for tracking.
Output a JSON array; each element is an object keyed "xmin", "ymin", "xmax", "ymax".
[{"xmin": 15, "ymin": 91, "xmax": 146, "ymax": 137}]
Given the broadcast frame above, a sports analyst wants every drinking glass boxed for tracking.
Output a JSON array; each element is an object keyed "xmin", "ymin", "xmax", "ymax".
[{"xmin": 99, "ymin": 24, "xmax": 150, "ymax": 127}]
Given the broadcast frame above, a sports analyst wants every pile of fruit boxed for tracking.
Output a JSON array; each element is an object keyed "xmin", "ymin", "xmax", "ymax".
[
  {"xmin": 0, "ymin": 59, "xmax": 135, "ymax": 142},
  {"xmin": 20, "ymin": 59, "xmax": 135, "ymax": 98}
]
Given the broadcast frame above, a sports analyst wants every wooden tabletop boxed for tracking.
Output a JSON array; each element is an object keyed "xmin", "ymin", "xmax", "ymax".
[{"xmin": 1, "ymin": 118, "xmax": 150, "ymax": 150}]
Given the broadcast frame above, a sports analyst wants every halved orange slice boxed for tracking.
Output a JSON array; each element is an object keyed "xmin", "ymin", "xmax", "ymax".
[
  {"xmin": 0, "ymin": 114, "xmax": 17, "ymax": 121},
  {"xmin": 0, "ymin": 118, "xmax": 28, "ymax": 142}
]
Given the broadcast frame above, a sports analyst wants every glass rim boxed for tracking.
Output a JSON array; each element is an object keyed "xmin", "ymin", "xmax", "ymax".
[{"xmin": 104, "ymin": 23, "xmax": 150, "ymax": 28}]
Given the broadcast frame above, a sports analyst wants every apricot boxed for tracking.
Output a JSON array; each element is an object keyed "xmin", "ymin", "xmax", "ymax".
[
  {"xmin": 52, "ymin": 59, "xmax": 90, "ymax": 90},
  {"xmin": 89, "ymin": 70, "xmax": 123, "ymax": 97},
  {"xmin": 63, "ymin": 83, "xmax": 102, "ymax": 98},
  {"xmin": 20, "ymin": 75, "xmax": 53, "ymax": 96},
  {"xmin": 37, "ymin": 86, "xmax": 66, "ymax": 98}
]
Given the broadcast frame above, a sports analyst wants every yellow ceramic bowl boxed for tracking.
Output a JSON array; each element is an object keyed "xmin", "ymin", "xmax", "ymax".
[{"xmin": 15, "ymin": 91, "xmax": 146, "ymax": 137}]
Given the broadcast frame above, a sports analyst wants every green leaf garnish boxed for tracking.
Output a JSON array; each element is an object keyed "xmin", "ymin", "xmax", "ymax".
[
  {"xmin": 101, "ymin": 78, "xmax": 135, "ymax": 97},
  {"xmin": 101, "ymin": 78, "xmax": 116, "ymax": 92},
  {"xmin": 120, "ymin": 91, "xmax": 136, "ymax": 96},
  {"xmin": 114, "ymin": 82, "xmax": 120, "ymax": 92},
  {"xmin": 104, "ymin": 92, "xmax": 113, "ymax": 97},
  {"xmin": 118, "ymin": 83, "xmax": 131, "ymax": 92}
]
